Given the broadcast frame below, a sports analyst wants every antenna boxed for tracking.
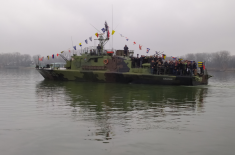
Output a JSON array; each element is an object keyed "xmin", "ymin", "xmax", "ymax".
[
  {"xmin": 90, "ymin": 23, "xmax": 102, "ymax": 33},
  {"xmin": 112, "ymin": 5, "xmax": 113, "ymax": 51}
]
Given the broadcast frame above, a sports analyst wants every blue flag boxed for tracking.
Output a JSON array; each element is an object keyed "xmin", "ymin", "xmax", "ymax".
[
  {"xmin": 52, "ymin": 54, "xmax": 54, "ymax": 59},
  {"xmin": 73, "ymin": 46, "xmax": 76, "ymax": 50},
  {"xmin": 89, "ymin": 36, "xmax": 92, "ymax": 41},
  {"xmin": 85, "ymin": 39, "xmax": 88, "ymax": 44},
  {"xmin": 155, "ymin": 51, "xmax": 158, "ymax": 55},
  {"xmin": 101, "ymin": 28, "xmax": 106, "ymax": 33},
  {"xmin": 146, "ymin": 48, "xmax": 150, "ymax": 53}
]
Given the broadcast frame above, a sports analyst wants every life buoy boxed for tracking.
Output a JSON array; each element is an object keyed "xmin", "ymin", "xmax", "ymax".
[{"xmin": 103, "ymin": 59, "xmax": 109, "ymax": 65}]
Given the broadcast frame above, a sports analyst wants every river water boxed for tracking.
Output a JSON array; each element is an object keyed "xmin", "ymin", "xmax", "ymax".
[{"xmin": 0, "ymin": 69, "xmax": 234, "ymax": 155}]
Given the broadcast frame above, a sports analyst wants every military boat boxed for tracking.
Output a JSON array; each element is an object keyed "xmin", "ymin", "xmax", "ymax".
[{"xmin": 37, "ymin": 22, "xmax": 210, "ymax": 86}]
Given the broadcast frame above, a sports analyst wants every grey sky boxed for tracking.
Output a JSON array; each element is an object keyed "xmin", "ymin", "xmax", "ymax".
[{"xmin": 1, "ymin": 0, "xmax": 235, "ymax": 57}]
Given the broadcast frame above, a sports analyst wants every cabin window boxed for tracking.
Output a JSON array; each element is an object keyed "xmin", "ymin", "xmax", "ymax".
[{"xmin": 94, "ymin": 58, "xmax": 98, "ymax": 62}]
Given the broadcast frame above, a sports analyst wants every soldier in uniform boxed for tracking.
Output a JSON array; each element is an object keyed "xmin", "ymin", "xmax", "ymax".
[
  {"xmin": 97, "ymin": 44, "xmax": 101, "ymax": 55},
  {"xmin": 124, "ymin": 45, "xmax": 128, "ymax": 57}
]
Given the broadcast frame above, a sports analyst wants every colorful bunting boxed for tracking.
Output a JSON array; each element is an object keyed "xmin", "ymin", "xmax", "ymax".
[
  {"xmin": 79, "ymin": 43, "xmax": 82, "ymax": 47},
  {"xmin": 73, "ymin": 46, "xmax": 76, "ymax": 50},
  {"xmin": 47, "ymin": 56, "xmax": 49, "ymax": 60},
  {"xmin": 57, "ymin": 53, "xmax": 59, "ymax": 57},
  {"xmin": 101, "ymin": 28, "xmax": 106, "ymax": 33},
  {"xmin": 139, "ymin": 44, "xmax": 142, "ymax": 50},
  {"xmin": 52, "ymin": 54, "xmax": 54, "ymax": 59},
  {"xmin": 95, "ymin": 33, "xmax": 99, "ymax": 38},
  {"xmin": 107, "ymin": 30, "xmax": 110, "ymax": 38},
  {"xmin": 112, "ymin": 30, "xmax": 115, "ymax": 35},
  {"xmin": 89, "ymin": 37, "xmax": 92, "ymax": 41},
  {"xmin": 146, "ymin": 48, "xmax": 150, "ymax": 53},
  {"xmin": 133, "ymin": 42, "xmax": 136, "ymax": 45},
  {"xmin": 126, "ymin": 37, "xmax": 129, "ymax": 41},
  {"xmin": 61, "ymin": 51, "xmax": 64, "ymax": 53},
  {"xmin": 85, "ymin": 39, "xmax": 88, "ymax": 44}
]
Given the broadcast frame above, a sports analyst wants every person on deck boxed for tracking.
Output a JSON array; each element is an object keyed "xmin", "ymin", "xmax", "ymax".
[
  {"xmin": 124, "ymin": 45, "xmax": 128, "ymax": 57},
  {"xmin": 150, "ymin": 60, "xmax": 155, "ymax": 74},
  {"xmin": 97, "ymin": 44, "xmax": 101, "ymax": 55}
]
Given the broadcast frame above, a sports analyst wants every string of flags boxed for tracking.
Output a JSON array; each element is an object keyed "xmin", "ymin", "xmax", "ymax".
[{"xmin": 38, "ymin": 21, "xmax": 179, "ymax": 61}]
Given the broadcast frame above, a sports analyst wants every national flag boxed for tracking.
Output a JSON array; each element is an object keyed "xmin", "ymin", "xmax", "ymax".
[
  {"xmin": 61, "ymin": 51, "xmax": 64, "ymax": 53},
  {"xmin": 89, "ymin": 36, "xmax": 92, "ymax": 41},
  {"xmin": 52, "ymin": 54, "xmax": 54, "ymax": 59},
  {"xmin": 73, "ymin": 46, "xmax": 76, "ymax": 50},
  {"xmin": 171, "ymin": 56, "xmax": 176, "ymax": 60},
  {"xmin": 95, "ymin": 33, "xmax": 99, "ymax": 38},
  {"xmin": 139, "ymin": 44, "xmax": 142, "ymax": 50},
  {"xmin": 101, "ymin": 28, "xmax": 106, "ymax": 33},
  {"xmin": 133, "ymin": 42, "xmax": 136, "ymax": 45},
  {"xmin": 146, "ymin": 48, "xmax": 150, "ymax": 53},
  {"xmin": 79, "ymin": 43, "xmax": 82, "ymax": 47},
  {"xmin": 47, "ymin": 56, "xmax": 49, "ymax": 60},
  {"xmin": 57, "ymin": 53, "xmax": 59, "ymax": 57},
  {"xmin": 112, "ymin": 30, "xmax": 115, "ymax": 35}
]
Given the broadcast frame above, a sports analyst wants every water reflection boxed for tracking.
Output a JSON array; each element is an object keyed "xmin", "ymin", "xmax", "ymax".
[{"xmin": 36, "ymin": 81, "xmax": 208, "ymax": 142}]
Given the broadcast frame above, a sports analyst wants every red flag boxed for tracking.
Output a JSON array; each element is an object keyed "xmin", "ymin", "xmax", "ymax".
[
  {"xmin": 133, "ymin": 42, "xmax": 136, "ymax": 45},
  {"xmin": 107, "ymin": 30, "xmax": 110, "ymax": 38},
  {"xmin": 139, "ymin": 44, "xmax": 142, "ymax": 50},
  {"xmin": 203, "ymin": 64, "xmax": 205, "ymax": 70},
  {"xmin": 69, "ymin": 49, "xmax": 70, "ymax": 52},
  {"xmin": 57, "ymin": 53, "xmax": 59, "ymax": 56},
  {"xmin": 95, "ymin": 33, "xmax": 99, "ymax": 38}
]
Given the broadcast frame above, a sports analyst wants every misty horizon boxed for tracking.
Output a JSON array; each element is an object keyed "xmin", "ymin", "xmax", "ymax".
[{"xmin": 1, "ymin": 0, "xmax": 235, "ymax": 57}]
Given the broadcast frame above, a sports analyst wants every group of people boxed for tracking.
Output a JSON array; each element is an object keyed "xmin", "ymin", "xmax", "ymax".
[{"xmin": 131, "ymin": 55, "xmax": 204, "ymax": 76}]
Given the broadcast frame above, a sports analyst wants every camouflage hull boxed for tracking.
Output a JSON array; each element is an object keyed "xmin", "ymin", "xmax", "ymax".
[{"xmin": 37, "ymin": 69, "xmax": 208, "ymax": 86}]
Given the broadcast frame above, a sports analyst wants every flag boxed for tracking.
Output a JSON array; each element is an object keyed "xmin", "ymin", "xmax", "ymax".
[
  {"xmin": 73, "ymin": 46, "xmax": 76, "ymax": 50},
  {"xmin": 126, "ymin": 37, "xmax": 128, "ymax": 41},
  {"xmin": 105, "ymin": 21, "xmax": 108, "ymax": 31},
  {"xmin": 95, "ymin": 33, "xmax": 99, "ymax": 38},
  {"xmin": 133, "ymin": 42, "xmax": 136, "ymax": 45},
  {"xmin": 41, "ymin": 57, "xmax": 44, "ymax": 61},
  {"xmin": 69, "ymin": 48, "xmax": 70, "ymax": 52},
  {"xmin": 146, "ymin": 48, "xmax": 150, "ymax": 53},
  {"xmin": 171, "ymin": 56, "xmax": 176, "ymax": 60},
  {"xmin": 162, "ymin": 54, "xmax": 166, "ymax": 60},
  {"xmin": 52, "ymin": 54, "xmax": 54, "ymax": 59},
  {"xmin": 89, "ymin": 36, "xmax": 92, "ymax": 41},
  {"xmin": 155, "ymin": 51, "xmax": 158, "ymax": 55},
  {"xmin": 112, "ymin": 30, "xmax": 115, "ymax": 35},
  {"xmin": 107, "ymin": 30, "xmax": 110, "ymax": 38},
  {"xmin": 38, "ymin": 57, "xmax": 42, "ymax": 61},
  {"xmin": 120, "ymin": 34, "xmax": 124, "ymax": 37},
  {"xmin": 85, "ymin": 39, "xmax": 88, "ymax": 44},
  {"xmin": 101, "ymin": 28, "xmax": 106, "ymax": 33},
  {"xmin": 57, "ymin": 53, "xmax": 59, "ymax": 57},
  {"xmin": 61, "ymin": 51, "xmax": 64, "ymax": 53},
  {"xmin": 139, "ymin": 44, "xmax": 142, "ymax": 50},
  {"xmin": 79, "ymin": 43, "xmax": 82, "ymax": 47},
  {"xmin": 47, "ymin": 56, "xmax": 49, "ymax": 60}
]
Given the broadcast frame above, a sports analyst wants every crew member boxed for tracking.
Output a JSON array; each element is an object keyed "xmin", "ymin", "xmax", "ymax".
[
  {"xmin": 124, "ymin": 45, "xmax": 128, "ymax": 57},
  {"xmin": 97, "ymin": 44, "xmax": 101, "ymax": 55}
]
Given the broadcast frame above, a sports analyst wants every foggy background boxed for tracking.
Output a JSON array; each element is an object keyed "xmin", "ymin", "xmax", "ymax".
[{"xmin": 1, "ymin": 0, "xmax": 235, "ymax": 57}]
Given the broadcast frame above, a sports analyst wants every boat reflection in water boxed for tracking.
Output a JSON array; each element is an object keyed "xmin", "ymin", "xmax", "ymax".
[{"xmin": 36, "ymin": 81, "xmax": 208, "ymax": 142}]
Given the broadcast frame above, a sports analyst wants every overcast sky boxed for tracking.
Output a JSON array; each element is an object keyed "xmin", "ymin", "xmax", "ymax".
[{"xmin": 1, "ymin": 0, "xmax": 235, "ymax": 57}]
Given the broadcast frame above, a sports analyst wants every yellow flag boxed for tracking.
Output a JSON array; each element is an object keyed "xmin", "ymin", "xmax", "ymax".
[
  {"xmin": 47, "ymin": 56, "xmax": 49, "ymax": 60},
  {"xmin": 79, "ymin": 43, "xmax": 82, "ymax": 46},
  {"xmin": 164, "ymin": 55, "xmax": 166, "ymax": 59},
  {"xmin": 112, "ymin": 30, "xmax": 115, "ymax": 35},
  {"xmin": 95, "ymin": 33, "xmax": 99, "ymax": 38},
  {"xmin": 61, "ymin": 51, "xmax": 64, "ymax": 53}
]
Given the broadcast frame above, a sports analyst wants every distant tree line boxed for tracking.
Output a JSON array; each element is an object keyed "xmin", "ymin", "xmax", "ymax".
[
  {"xmin": 181, "ymin": 50, "xmax": 235, "ymax": 71},
  {"xmin": 0, "ymin": 52, "xmax": 32, "ymax": 67}
]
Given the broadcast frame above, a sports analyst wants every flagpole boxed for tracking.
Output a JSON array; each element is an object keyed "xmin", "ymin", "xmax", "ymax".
[{"xmin": 112, "ymin": 5, "xmax": 113, "ymax": 51}]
